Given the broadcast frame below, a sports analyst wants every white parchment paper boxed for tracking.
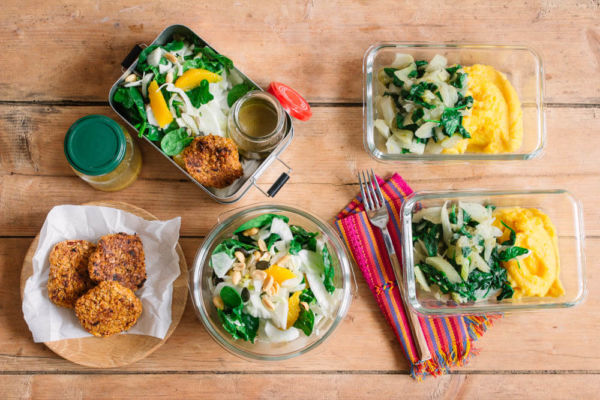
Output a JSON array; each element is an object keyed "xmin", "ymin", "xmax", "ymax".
[{"xmin": 22, "ymin": 205, "xmax": 181, "ymax": 343}]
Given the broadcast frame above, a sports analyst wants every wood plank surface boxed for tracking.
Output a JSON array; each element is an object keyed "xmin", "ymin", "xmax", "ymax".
[
  {"xmin": 2, "ymin": 0, "xmax": 600, "ymax": 398},
  {"xmin": 2, "ymin": 373, "xmax": 600, "ymax": 400},
  {"xmin": 2, "ymin": 0, "xmax": 600, "ymax": 104}
]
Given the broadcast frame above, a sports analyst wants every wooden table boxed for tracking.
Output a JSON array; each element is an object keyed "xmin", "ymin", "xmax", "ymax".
[{"xmin": 2, "ymin": 1, "xmax": 599, "ymax": 398}]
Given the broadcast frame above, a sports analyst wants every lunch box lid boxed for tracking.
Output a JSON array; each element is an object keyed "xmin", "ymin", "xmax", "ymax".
[
  {"xmin": 267, "ymin": 82, "xmax": 312, "ymax": 121},
  {"xmin": 64, "ymin": 115, "xmax": 126, "ymax": 176}
]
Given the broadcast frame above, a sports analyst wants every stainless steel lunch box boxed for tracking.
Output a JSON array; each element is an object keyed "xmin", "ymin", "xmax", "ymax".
[{"xmin": 108, "ymin": 24, "xmax": 293, "ymax": 203}]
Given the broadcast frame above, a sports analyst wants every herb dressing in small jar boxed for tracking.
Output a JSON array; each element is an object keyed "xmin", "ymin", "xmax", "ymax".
[
  {"xmin": 64, "ymin": 115, "xmax": 142, "ymax": 191},
  {"xmin": 227, "ymin": 91, "xmax": 287, "ymax": 159}
]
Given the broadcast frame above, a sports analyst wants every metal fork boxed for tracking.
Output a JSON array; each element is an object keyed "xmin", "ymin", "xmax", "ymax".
[{"xmin": 358, "ymin": 170, "xmax": 431, "ymax": 362}]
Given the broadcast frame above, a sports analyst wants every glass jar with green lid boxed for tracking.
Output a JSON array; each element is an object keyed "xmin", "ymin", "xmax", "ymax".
[{"xmin": 64, "ymin": 115, "xmax": 142, "ymax": 191}]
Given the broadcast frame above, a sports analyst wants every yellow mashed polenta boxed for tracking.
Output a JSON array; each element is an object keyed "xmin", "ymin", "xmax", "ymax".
[
  {"xmin": 443, "ymin": 64, "xmax": 523, "ymax": 154},
  {"xmin": 492, "ymin": 208, "xmax": 564, "ymax": 299}
]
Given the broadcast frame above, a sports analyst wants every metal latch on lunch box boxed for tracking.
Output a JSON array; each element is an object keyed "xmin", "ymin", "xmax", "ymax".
[{"xmin": 252, "ymin": 158, "xmax": 292, "ymax": 198}]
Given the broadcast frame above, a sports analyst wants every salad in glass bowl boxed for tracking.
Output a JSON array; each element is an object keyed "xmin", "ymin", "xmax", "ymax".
[{"xmin": 190, "ymin": 204, "xmax": 353, "ymax": 360}]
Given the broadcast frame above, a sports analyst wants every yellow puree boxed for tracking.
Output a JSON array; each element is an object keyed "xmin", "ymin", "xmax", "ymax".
[
  {"xmin": 492, "ymin": 208, "xmax": 564, "ymax": 299},
  {"xmin": 443, "ymin": 64, "xmax": 523, "ymax": 154}
]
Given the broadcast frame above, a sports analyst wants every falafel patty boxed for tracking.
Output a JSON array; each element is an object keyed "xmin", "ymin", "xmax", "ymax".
[
  {"xmin": 47, "ymin": 240, "xmax": 96, "ymax": 308},
  {"xmin": 183, "ymin": 135, "xmax": 244, "ymax": 188},
  {"xmin": 88, "ymin": 233, "xmax": 146, "ymax": 291},
  {"xmin": 74, "ymin": 281, "xmax": 142, "ymax": 337}
]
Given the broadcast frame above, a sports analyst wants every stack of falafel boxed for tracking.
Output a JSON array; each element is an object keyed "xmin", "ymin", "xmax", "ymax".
[{"xmin": 47, "ymin": 233, "xmax": 146, "ymax": 337}]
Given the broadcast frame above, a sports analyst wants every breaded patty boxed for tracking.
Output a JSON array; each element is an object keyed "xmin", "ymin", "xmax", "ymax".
[
  {"xmin": 74, "ymin": 281, "xmax": 142, "ymax": 337},
  {"xmin": 88, "ymin": 233, "xmax": 146, "ymax": 291},
  {"xmin": 47, "ymin": 240, "xmax": 96, "ymax": 308},
  {"xmin": 183, "ymin": 135, "xmax": 244, "ymax": 188}
]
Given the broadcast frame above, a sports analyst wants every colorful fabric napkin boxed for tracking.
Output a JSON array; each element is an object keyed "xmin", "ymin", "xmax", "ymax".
[{"xmin": 335, "ymin": 173, "xmax": 498, "ymax": 380}]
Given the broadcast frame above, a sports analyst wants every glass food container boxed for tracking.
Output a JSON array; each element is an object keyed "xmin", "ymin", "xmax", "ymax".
[
  {"xmin": 64, "ymin": 115, "xmax": 142, "ymax": 191},
  {"xmin": 228, "ymin": 91, "xmax": 288, "ymax": 159},
  {"xmin": 399, "ymin": 189, "xmax": 586, "ymax": 316},
  {"xmin": 363, "ymin": 43, "xmax": 545, "ymax": 162},
  {"xmin": 189, "ymin": 204, "xmax": 355, "ymax": 361}
]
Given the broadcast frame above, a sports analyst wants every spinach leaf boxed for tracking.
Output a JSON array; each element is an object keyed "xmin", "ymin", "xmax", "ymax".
[
  {"xmin": 413, "ymin": 221, "xmax": 440, "ymax": 257},
  {"xmin": 265, "ymin": 233, "xmax": 281, "ymax": 250},
  {"xmin": 137, "ymin": 45, "xmax": 160, "ymax": 73},
  {"xmin": 220, "ymin": 286, "xmax": 242, "ymax": 308},
  {"xmin": 299, "ymin": 288, "xmax": 316, "ymax": 304},
  {"xmin": 289, "ymin": 225, "xmax": 319, "ymax": 255},
  {"xmin": 462, "ymin": 208, "xmax": 472, "ymax": 225},
  {"xmin": 217, "ymin": 307, "xmax": 259, "ymax": 342},
  {"xmin": 441, "ymin": 109, "xmax": 461, "ymax": 136},
  {"xmin": 160, "ymin": 128, "xmax": 193, "ymax": 156},
  {"xmin": 212, "ymin": 238, "xmax": 257, "ymax": 258},
  {"xmin": 322, "ymin": 245, "xmax": 336, "ymax": 294},
  {"xmin": 445, "ymin": 64, "xmax": 462, "ymax": 75},
  {"xmin": 113, "ymin": 87, "xmax": 146, "ymax": 124},
  {"xmin": 227, "ymin": 83, "xmax": 253, "ymax": 107},
  {"xmin": 500, "ymin": 221, "xmax": 517, "ymax": 246},
  {"xmin": 411, "ymin": 108, "xmax": 425, "ymax": 123},
  {"xmin": 415, "ymin": 60, "xmax": 428, "ymax": 68},
  {"xmin": 383, "ymin": 67, "xmax": 397, "ymax": 77},
  {"xmin": 449, "ymin": 204, "xmax": 457, "ymax": 224},
  {"xmin": 234, "ymin": 214, "xmax": 289, "ymax": 234},
  {"xmin": 293, "ymin": 307, "xmax": 315, "ymax": 336},
  {"xmin": 451, "ymin": 72, "xmax": 467, "ymax": 89},
  {"xmin": 187, "ymin": 79, "xmax": 213, "ymax": 108},
  {"xmin": 136, "ymin": 121, "xmax": 163, "ymax": 141},
  {"xmin": 196, "ymin": 46, "xmax": 233, "ymax": 72},
  {"xmin": 163, "ymin": 40, "xmax": 184, "ymax": 52},
  {"xmin": 499, "ymin": 246, "xmax": 529, "ymax": 261}
]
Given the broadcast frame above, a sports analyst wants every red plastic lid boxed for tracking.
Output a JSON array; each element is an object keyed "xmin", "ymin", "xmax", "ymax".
[{"xmin": 267, "ymin": 82, "xmax": 312, "ymax": 121}]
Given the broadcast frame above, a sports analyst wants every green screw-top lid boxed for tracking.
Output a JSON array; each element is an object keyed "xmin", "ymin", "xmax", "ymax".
[{"xmin": 64, "ymin": 115, "xmax": 126, "ymax": 176}]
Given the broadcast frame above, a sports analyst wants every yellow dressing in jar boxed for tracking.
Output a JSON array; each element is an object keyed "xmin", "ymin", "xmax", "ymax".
[
  {"xmin": 64, "ymin": 115, "xmax": 142, "ymax": 191},
  {"xmin": 228, "ymin": 91, "xmax": 287, "ymax": 159}
]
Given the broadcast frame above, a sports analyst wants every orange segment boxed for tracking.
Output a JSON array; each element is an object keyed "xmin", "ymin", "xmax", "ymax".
[
  {"xmin": 265, "ymin": 264, "xmax": 296, "ymax": 285},
  {"xmin": 287, "ymin": 291, "xmax": 301, "ymax": 329},
  {"xmin": 174, "ymin": 68, "xmax": 222, "ymax": 91},
  {"xmin": 148, "ymin": 81, "xmax": 173, "ymax": 128}
]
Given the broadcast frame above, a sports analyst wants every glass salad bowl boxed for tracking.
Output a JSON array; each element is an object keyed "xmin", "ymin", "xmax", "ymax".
[
  {"xmin": 363, "ymin": 43, "xmax": 545, "ymax": 162},
  {"xmin": 189, "ymin": 204, "xmax": 354, "ymax": 361},
  {"xmin": 399, "ymin": 189, "xmax": 586, "ymax": 316}
]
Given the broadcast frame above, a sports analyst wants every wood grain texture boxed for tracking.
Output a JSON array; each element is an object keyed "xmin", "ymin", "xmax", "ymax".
[
  {"xmin": 2, "ymin": 0, "xmax": 600, "ymax": 397},
  {"xmin": 2, "ymin": 373, "xmax": 600, "ymax": 399},
  {"xmin": 18, "ymin": 201, "xmax": 188, "ymax": 368},
  {"xmin": 2, "ymin": 0, "xmax": 600, "ymax": 103}
]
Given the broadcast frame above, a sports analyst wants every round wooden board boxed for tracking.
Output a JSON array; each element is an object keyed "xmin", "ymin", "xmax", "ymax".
[{"xmin": 20, "ymin": 201, "xmax": 188, "ymax": 368}]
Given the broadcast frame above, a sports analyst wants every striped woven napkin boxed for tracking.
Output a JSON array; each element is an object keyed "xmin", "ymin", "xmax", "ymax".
[{"xmin": 335, "ymin": 173, "xmax": 498, "ymax": 379}]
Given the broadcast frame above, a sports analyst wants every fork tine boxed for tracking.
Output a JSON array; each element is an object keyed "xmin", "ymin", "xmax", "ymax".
[
  {"xmin": 357, "ymin": 172, "xmax": 368, "ymax": 210},
  {"xmin": 359, "ymin": 171, "xmax": 374, "ymax": 210},
  {"xmin": 370, "ymin": 169, "xmax": 386, "ymax": 207},
  {"xmin": 365, "ymin": 170, "xmax": 380, "ymax": 209}
]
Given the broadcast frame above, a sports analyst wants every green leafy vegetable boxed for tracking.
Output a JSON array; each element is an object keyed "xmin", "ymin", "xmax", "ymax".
[
  {"xmin": 234, "ymin": 214, "xmax": 290, "ymax": 234},
  {"xmin": 293, "ymin": 307, "xmax": 315, "ymax": 336},
  {"xmin": 322, "ymin": 245, "xmax": 335, "ymax": 294},
  {"xmin": 289, "ymin": 225, "xmax": 318, "ymax": 255},
  {"xmin": 299, "ymin": 288, "xmax": 316, "ymax": 304},
  {"xmin": 160, "ymin": 128, "xmax": 193, "ymax": 156},
  {"xmin": 227, "ymin": 83, "xmax": 253, "ymax": 107},
  {"xmin": 499, "ymin": 246, "xmax": 529, "ymax": 261},
  {"xmin": 163, "ymin": 40, "xmax": 184, "ymax": 52},
  {"xmin": 186, "ymin": 79, "xmax": 214, "ymax": 108},
  {"xmin": 265, "ymin": 233, "xmax": 281, "ymax": 250},
  {"xmin": 220, "ymin": 286, "xmax": 242, "ymax": 308},
  {"xmin": 212, "ymin": 238, "xmax": 257, "ymax": 258},
  {"xmin": 500, "ymin": 221, "xmax": 517, "ymax": 246},
  {"xmin": 113, "ymin": 87, "xmax": 146, "ymax": 123},
  {"xmin": 217, "ymin": 307, "xmax": 259, "ymax": 342}
]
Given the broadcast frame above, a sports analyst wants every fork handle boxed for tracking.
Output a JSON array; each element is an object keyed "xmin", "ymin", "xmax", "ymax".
[{"xmin": 381, "ymin": 227, "xmax": 432, "ymax": 362}]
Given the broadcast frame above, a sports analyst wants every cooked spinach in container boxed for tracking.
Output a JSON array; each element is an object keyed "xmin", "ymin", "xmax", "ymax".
[
  {"xmin": 375, "ymin": 54, "xmax": 474, "ymax": 154},
  {"xmin": 412, "ymin": 201, "xmax": 531, "ymax": 303}
]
